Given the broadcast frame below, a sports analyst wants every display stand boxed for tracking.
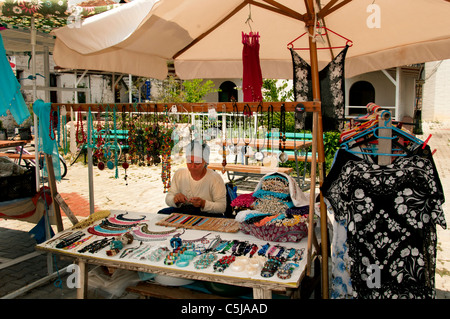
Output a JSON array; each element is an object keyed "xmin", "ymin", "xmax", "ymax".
[{"xmin": 50, "ymin": 101, "xmax": 329, "ymax": 298}]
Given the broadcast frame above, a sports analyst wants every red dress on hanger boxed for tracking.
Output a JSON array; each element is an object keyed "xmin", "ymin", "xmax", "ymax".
[{"xmin": 242, "ymin": 32, "xmax": 263, "ymax": 102}]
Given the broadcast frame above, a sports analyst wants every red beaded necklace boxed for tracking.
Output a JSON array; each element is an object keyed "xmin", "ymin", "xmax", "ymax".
[{"xmin": 76, "ymin": 108, "xmax": 86, "ymax": 144}]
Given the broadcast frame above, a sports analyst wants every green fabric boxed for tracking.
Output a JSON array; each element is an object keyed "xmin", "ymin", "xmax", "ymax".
[
  {"xmin": 33, "ymin": 99, "xmax": 61, "ymax": 181},
  {"xmin": 0, "ymin": 33, "xmax": 30, "ymax": 125}
]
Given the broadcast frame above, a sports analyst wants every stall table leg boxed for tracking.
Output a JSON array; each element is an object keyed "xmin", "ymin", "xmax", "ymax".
[
  {"xmin": 253, "ymin": 288, "xmax": 272, "ymax": 299},
  {"xmin": 76, "ymin": 259, "xmax": 88, "ymax": 299}
]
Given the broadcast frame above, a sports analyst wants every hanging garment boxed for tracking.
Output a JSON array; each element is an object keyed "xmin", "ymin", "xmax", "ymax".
[
  {"xmin": 242, "ymin": 32, "xmax": 263, "ymax": 102},
  {"xmin": 290, "ymin": 46, "xmax": 348, "ymax": 132},
  {"xmin": 33, "ymin": 99, "xmax": 62, "ymax": 181},
  {"xmin": 321, "ymin": 146, "xmax": 446, "ymax": 299},
  {"xmin": 0, "ymin": 34, "xmax": 30, "ymax": 125}
]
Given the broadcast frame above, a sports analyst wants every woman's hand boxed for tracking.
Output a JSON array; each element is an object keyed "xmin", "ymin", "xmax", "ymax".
[
  {"xmin": 174, "ymin": 193, "xmax": 188, "ymax": 205},
  {"xmin": 188, "ymin": 197, "xmax": 206, "ymax": 209}
]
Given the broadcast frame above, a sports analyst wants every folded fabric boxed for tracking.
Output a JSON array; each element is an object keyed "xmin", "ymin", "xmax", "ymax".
[{"xmin": 254, "ymin": 172, "xmax": 308, "ymax": 207}]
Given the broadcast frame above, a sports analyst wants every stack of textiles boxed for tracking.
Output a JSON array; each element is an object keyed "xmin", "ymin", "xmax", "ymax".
[{"xmin": 235, "ymin": 173, "xmax": 310, "ymax": 242}]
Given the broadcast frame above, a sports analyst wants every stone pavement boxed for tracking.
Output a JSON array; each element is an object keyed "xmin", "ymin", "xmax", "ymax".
[{"xmin": 0, "ymin": 120, "xmax": 449, "ymax": 299}]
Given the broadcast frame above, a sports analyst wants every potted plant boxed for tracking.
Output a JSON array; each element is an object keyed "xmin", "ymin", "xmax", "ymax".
[
  {"xmin": 18, "ymin": 116, "xmax": 33, "ymax": 140},
  {"xmin": 0, "ymin": 120, "xmax": 7, "ymax": 140}
]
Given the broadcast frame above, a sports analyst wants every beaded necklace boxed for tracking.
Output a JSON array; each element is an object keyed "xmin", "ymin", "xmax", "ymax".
[
  {"xmin": 242, "ymin": 104, "xmax": 253, "ymax": 157},
  {"xmin": 88, "ymin": 225, "xmax": 130, "ymax": 237},
  {"xmin": 78, "ymin": 237, "xmax": 112, "ymax": 254},
  {"xmin": 221, "ymin": 104, "xmax": 227, "ymax": 173},
  {"xmin": 228, "ymin": 100, "xmax": 240, "ymax": 157},
  {"xmin": 49, "ymin": 110, "xmax": 57, "ymax": 140},
  {"xmin": 139, "ymin": 224, "xmax": 177, "ymax": 235},
  {"xmin": 132, "ymin": 225, "xmax": 182, "ymax": 242},
  {"xmin": 161, "ymin": 105, "xmax": 173, "ymax": 193},
  {"xmin": 116, "ymin": 213, "xmax": 146, "ymax": 222},
  {"xmin": 279, "ymin": 103, "xmax": 288, "ymax": 163},
  {"xmin": 61, "ymin": 106, "xmax": 68, "ymax": 155},
  {"xmin": 253, "ymin": 102, "xmax": 265, "ymax": 161},
  {"xmin": 75, "ymin": 107, "xmax": 86, "ymax": 144}
]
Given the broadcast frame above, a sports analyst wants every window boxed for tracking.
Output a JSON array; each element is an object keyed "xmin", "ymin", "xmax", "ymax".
[
  {"xmin": 218, "ymin": 81, "xmax": 238, "ymax": 102},
  {"xmin": 348, "ymin": 81, "xmax": 375, "ymax": 115}
]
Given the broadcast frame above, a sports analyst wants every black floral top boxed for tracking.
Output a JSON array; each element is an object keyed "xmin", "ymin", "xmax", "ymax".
[
  {"xmin": 321, "ymin": 146, "xmax": 447, "ymax": 298},
  {"xmin": 290, "ymin": 46, "xmax": 348, "ymax": 132}
]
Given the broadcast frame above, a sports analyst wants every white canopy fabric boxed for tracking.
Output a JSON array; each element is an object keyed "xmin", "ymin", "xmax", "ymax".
[{"xmin": 52, "ymin": 0, "xmax": 450, "ymax": 80}]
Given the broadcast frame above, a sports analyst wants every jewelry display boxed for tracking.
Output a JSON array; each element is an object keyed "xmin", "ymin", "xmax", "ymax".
[
  {"xmin": 258, "ymin": 243, "xmax": 270, "ymax": 256},
  {"xmin": 278, "ymin": 103, "xmax": 289, "ymax": 163},
  {"xmin": 76, "ymin": 107, "xmax": 86, "ymax": 145},
  {"xmin": 260, "ymin": 257, "xmax": 284, "ymax": 278},
  {"xmin": 213, "ymin": 255, "xmax": 236, "ymax": 272},
  {"xmin": 194, "ymin": 252, "xmax": 217, "ymax": 270},
  {"xmin": 78, "ymin": 237, "xmax": 113, "ymax": 254},
  {"xmin": 62, "ymin": 235, "xmax": 93, "ymax": 250},
  {"xmin": 55, "ymin": 231, "xmax": 85, "ymax": 249},
  {"xmin": 253, "ymin": 102, "xmax": 266, "ymax": 161},
  {"xmin": 149, "ymin": 247, "xmax": 169, "ymax": 262},
  {"xmin": 106, "ymin": 232, "xmax": 134, "ymax": 256},
  {"xmin": 132, "ymin": 225, "xmax": 182, "ymax": 242},
  {"xmin": 277, "ymin": 262, "xmax": 298, "ymax": 280}
]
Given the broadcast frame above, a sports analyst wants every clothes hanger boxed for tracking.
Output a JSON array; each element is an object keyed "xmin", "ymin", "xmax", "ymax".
[
  {"xmin": 341, "ymin": 111, "xmax": 424, "ymax": 158},
  {"xmin": 287, "ymin": 23, "xmax": 353, "ymax": 51}
]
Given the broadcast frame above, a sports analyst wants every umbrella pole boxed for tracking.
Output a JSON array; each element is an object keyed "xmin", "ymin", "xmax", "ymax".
[{"xmin": 305, "ymin": 0, "xmax": 329, "ymax": 299}]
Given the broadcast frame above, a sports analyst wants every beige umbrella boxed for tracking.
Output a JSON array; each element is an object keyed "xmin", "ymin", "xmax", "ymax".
[{"xmin": 52, "ymin": 0, "xmax": 450, "ymax": 80}]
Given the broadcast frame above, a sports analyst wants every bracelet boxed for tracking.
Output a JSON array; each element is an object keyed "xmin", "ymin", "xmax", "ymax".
[
  {"xmin": 248, "ymin": 244, "xmax": 259, "ymax": 258},
  {"xmin": 267, "ymin": 245, "xmax": 278, "ymax": 257},
  {"xmin": 258, "ymin": 243, "xmax": 270, "ymax": 256},
  {"xmin": 213, "ymin": 255, "xmax": 236, "ymax": 272},
  {"xmin": 176, "ymin": 260, "xmax": 189, "ymax": 267}
]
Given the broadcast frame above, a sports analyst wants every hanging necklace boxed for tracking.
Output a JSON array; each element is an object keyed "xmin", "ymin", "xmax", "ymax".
[
  {"xmin": 242, "ymin": 104, "xmax": 253, "ymax": 158},
  {"xmin": 228, "ymin": 100, "xmax": 240, "ymax": 157},
  {"xmin": 61, "ymin": 106, "xmax": 68, "ymax": 155},
  {"xmin": 49, "ymin": 110, "xmax": 57, "ymax": 140},
  {"xmin": 161, "ymin": 104, "xmax": 173, "ymax": 193},
  {"xmin": 221, "ymin": 104, "xmax": 228, "ymax": 174},
  {"xmin": 76, "ymin": 107, "xmax": 86, "ymax": 144},
  {"xmin": 254, "ymin": 102, "xmax": 265, "ymax": 161},
  {"xmin": 279, "ymin": 103, "xmax": 288, "ymax": 163},
  {"xmin": 263, "ymin": 104, "xmax": 277, "ymax": 167}
]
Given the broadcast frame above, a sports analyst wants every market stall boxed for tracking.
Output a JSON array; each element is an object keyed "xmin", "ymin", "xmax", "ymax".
[{"xmin": 37, "ymin": 100, "xmax": 325, "ymax": 298}]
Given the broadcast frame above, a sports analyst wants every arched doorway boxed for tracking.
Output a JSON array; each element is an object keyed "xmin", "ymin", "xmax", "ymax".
[
  {"xmin": 218, "ymin": 81, "xmax": 238, "ymax": 102},
  {"xmin": 349, "ymin": 81, "xmax": 375, "ymax": 115}
]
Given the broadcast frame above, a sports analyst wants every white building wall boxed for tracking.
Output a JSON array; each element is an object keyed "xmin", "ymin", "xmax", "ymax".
[{"xmin": 422, "ymin": 60, "xmax": 450, "ymax": 121}]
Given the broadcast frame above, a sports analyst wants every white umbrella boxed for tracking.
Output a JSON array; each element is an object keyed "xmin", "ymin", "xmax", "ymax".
[
  {"xmin": 52, "ymin": 0, "xmax": 450, "ymax": 80},
  {"xmin": 49, "ymin": 0, "xmax": 450, "ymax": 299}
]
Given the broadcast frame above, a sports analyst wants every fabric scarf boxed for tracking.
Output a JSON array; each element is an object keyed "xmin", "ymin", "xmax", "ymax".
[
  {"xmin": 33, "ymin": 99, "xmax": 61, "ymax": 181},
  {"xmin": 0, "ymin": 34, "xmax": 31, "ymax": 125},
  {"xmin": 290, "ymin": 45, "xmax": 349, "ymax": 132},
  {"xmin": 242, "ymin": 32, "xmax": 263, "ymax": 102}
]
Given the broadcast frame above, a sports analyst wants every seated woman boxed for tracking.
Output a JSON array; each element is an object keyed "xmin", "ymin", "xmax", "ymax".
[{"xmin": 158, "ymin": 141, "xmax": 227, "ymax": 217}]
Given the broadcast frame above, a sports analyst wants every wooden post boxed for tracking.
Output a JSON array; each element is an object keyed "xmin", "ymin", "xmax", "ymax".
[
  {"xmin": 44, "ymin": 154, "xmax": 64, "ymax": 232},
  {"xmin": 54, "ymin": 193, "xmax": 79, "ymax": 226},
  {"xmin": 306, "ymin": 0, "xmax": 329, "ymax": 299}
]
